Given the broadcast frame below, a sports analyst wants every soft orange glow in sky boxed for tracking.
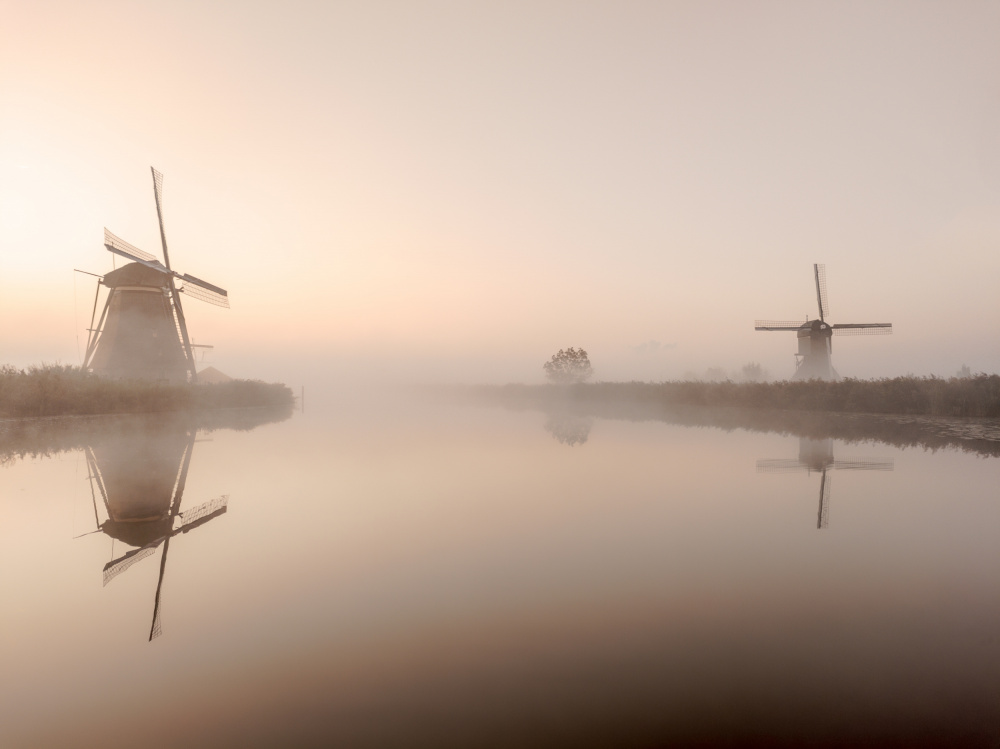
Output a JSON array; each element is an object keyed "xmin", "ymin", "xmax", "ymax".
[{"xmin": 2, "ymin": 1, "xmax": 999, "ymax": 384}]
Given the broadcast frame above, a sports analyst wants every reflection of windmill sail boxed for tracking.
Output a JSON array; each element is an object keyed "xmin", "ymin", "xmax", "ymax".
[
  {"xmin": 83, "ymin": 417, "xmax": 229, "ymax": 640},
  {"xmin": 102, "ymin": 496, "xmax": 229, "ymax": 586},
  {"xmin": 103, "ymin": 543, "xmax": 159, "ymax": 586},
  {"xmin": 755, "ymin": 264, "xmax": 892, "ymax": 381},
  {"xmin": 84, "ymin": 167, "xmax": 229, "ymax": 383},
  {"xmin": 818, "ymin": 470, "xmax": 831, "ymax": 529},
  {"xmin": 757, "ymin": 437, "xmax": 893, "ymax": 529}
]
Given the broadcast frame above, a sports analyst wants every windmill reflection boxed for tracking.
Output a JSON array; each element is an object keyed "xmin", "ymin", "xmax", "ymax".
[
  {"xmin": 757, "ymin": 438, "xmax": 893, "ymax": 528},
  {"xmin": 83, "ymin": 419, "xmax": 228, "ymax": 641}
]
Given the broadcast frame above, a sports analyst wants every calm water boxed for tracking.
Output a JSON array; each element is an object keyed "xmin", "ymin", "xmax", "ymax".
[{"xmin": 1, "ymin": 394, "xmax": 999, "ymax": 748}]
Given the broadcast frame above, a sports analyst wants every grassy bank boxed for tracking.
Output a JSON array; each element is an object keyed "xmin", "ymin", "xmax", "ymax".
[
  {"xmin": 475, "ymin": 374, "xmax": 1000, "ymax": 418},
  {"xmin": 0, "ymin": 364, "xmax": 294, "ymax": 418}
]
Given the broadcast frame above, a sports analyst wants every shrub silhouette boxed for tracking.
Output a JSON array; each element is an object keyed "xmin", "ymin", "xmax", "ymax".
[{"xmin": 543, "ymin": 348, "xmax": 593, "ymax": 384}]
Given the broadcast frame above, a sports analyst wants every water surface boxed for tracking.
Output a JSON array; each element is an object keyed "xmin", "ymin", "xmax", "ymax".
[{"xmin": 1, "ymin": 395, "xmax": 998, "ymax": 747}]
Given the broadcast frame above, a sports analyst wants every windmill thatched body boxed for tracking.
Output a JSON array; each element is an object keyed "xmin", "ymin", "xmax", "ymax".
[
  {"xmin": 755, "ymin": 264, "xmax": 892, "ymax": 381},
  {"xmin": 86, "ymin": 263, "xmax": 191, "ymax": 382},
  {"xmin": 84, "ymin": 167, "xmax": 229, "ymax": 383}
]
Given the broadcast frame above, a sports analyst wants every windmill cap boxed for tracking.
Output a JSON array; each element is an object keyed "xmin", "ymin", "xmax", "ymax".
[{"xmin": 102, "ymin": 262, "xmax": 171, "ymax": 289}]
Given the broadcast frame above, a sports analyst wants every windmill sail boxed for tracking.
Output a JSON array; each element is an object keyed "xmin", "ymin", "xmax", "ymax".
[
  {"xmin": 177, "ymin": 496, "xmax": 229, "ymax": 531},
  {"xmin": 756, "ymin": 459, "xmax": 810, "ymax": 473},
  {"xmin": 149, "ymin": 536, "xmax": 170, "ymax": 641},
  {"xmin": 754, "ymin": 320, "xmax": 808, "ymax": 331},
  {"xmin": 814, "ymin": 263, "xmax": 829, "ymax": 321},
  {"xmin": 151, "ymin": 167, "xmax": 171, "ymax": 269},
  {"xmin": 817, "ymin": 470, "xmax": 831, "ymax": 529},
  {"xmin": 103, "ymin": 228, "xmax": 159, "ymax": 264},
  {"xmin": 179, "ymin": 274, "xmax": 229, "ymax": 308},
  {"xmin": 832, "ymin": 324, "xmax": 892, "ymax": 336},
  {"xmin": 103, "ymin": 542, "xmax": 161, "ymax": 587},
  {"xmin": 831, "ymin": 458, "xmax": 894, "ymax": 471}
]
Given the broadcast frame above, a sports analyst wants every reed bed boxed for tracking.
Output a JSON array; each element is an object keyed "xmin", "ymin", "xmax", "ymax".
[
  {"xmin": 0, "ymin": 364, "xmax": 294, "ymax": 418},
  {"xmin": 477, "ymin": 374, "xmax": 1000, "ymax": 418}
]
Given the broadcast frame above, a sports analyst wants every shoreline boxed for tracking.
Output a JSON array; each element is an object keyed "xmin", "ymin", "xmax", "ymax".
[
  {"xmin": 460, "ymin": 379, "xmax": 1000, "ymax": 456},
  {"xmin": 466, "ymin": 375, "xmax": 1000, "ymax": 418}
]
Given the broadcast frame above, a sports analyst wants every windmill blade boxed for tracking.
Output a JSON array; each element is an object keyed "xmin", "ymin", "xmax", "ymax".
[
  {"xmin": 102, "ymin": 539, "xmax": 165, "ymax": 587},
  {"xmin": 831, "ymin": 458, "xmax": 894, "ymax": 471},
  {"xmin": 755, "ymin": 320, "xmax": 806, "ymax": 331},
  {"xmin": 176, "ymin": 495, "xmax": 229, "ymax": 534},
  {"xmin": 179, "ymin": 274, "xmax": 230, "ymax": 308},
  {"xmin": 152, "ymin": 167, "xmax": 164, "ymax": 215},
  {"xmin": 149, "ymin": 167, "xmax": 198, "ymax": 378},
  {"xmin": 818, "ymin": 470, "xmax": 831, "ymax": 529},
  {"xmin": 756, "ymin": 459, "xmax": 809, "ymax": 473},
  {"xmin": 103, "ymin": 228, "xmax": 160, "ymax": 264},
  {"xmin": 151, "ymin": 167, "xmax": 173, "ymax": 270},
  {"xmin": 832, "ymin": 324, "xmax": 892, "ymax": 336},
  {"xmin": 814, "ymin": 263, "xmax": 829, "ymax": 322}
]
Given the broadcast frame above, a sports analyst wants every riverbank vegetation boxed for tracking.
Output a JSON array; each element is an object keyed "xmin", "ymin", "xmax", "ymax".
[
  {"xmin": 0, "ymin": 364, "xmax": 294, "ymax": 418},
  {"xmin": 474, "ymin": 374, "xmax": 1000, "ymax": 419}
]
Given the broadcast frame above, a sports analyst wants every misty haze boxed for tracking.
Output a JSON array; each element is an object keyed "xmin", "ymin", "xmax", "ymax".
[{"xmin": 2, "ymin": 2, "xmax": 1000, "ymax": 748}]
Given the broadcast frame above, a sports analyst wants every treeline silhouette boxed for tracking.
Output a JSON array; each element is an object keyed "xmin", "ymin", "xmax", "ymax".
[{"xmin": 0, "ymin": 364, "xmax": 294, "ymax": 418}]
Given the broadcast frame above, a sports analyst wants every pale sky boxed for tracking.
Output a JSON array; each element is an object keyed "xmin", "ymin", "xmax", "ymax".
[{"xmin": 2, "ymin": 0, "xmax": 999, "ymax": 386}]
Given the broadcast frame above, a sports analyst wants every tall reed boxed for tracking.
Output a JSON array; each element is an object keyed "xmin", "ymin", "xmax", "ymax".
[
  {"xmin": 477, "ymin": 375, "xmax": 1000, "ymax": 418},
  {"xmin": 0, "ymin": 364, "xmax": 294, "ymax": 418}
]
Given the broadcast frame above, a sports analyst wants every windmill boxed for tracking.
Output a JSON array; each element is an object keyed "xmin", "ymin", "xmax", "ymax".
[
  {"xmin": 756, "ymin": 437, "xmax": 893, "ymax": 529},
  {"xmin": 81, "ymin": 419, "xmax": 229, "ymax": 640},
  {"xmin": 755, "ymin": 264, "xmax": 892, "ymax": 380},
  {"xmin": 83, "ymin": 167, "xmax": 229, "ymax": 383}
]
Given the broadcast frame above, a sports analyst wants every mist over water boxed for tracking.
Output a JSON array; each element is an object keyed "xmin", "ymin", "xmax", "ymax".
[
  {"xmin": 4, "ymin": 2, "xmax": 1000, "ymax": 746},
  {"xmin": 2, "ymin": 392, "xmax": 998, "ymax": 747}
]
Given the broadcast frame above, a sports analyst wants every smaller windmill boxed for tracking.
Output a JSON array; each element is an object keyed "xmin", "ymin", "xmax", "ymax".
[
  {"xmin": 757, "ymin": 437, "xmax": 893, "ymax": 529},
  {"xmin": 755, "ymin": 264, "xmax": 892, "ymax": 380},
  {"xmin": 81, "ymin": 423, "xmax": 229, "ymax": 641},
  {"xmin": 83, "ymin": 167, "xmax": 229, "ymax": 383}
]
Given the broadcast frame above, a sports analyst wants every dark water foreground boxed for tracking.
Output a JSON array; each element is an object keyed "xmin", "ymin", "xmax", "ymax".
[{"xmin": 1, "ymin": 393, "xmax": 998, "ymax": 747}]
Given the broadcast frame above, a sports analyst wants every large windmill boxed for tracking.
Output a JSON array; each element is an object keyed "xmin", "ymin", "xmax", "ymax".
[
  {"xmin": 81, "ymin": 419, "xmax": 229, "ymax": 641},
  {"xmin": 83, "ymin": 167, "xmax": 229, "ymax": 383},
  {"xmin": 757, "ymin": 437, "xmax": 893, "ymax": 529},
  {"xmin": 755, "ymin": 264, "xmax": 892, "ymax": 380}
]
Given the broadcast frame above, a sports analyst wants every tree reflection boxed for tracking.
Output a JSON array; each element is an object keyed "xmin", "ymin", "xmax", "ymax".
[{"xmin": 544, "ymin": 412, "xmax": 593, "ymax": 446}]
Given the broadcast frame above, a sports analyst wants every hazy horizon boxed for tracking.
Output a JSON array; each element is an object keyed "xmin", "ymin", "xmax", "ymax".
[{"xmin": 3, "ymin": 1, "xmax": 999, "ymax": 389}]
